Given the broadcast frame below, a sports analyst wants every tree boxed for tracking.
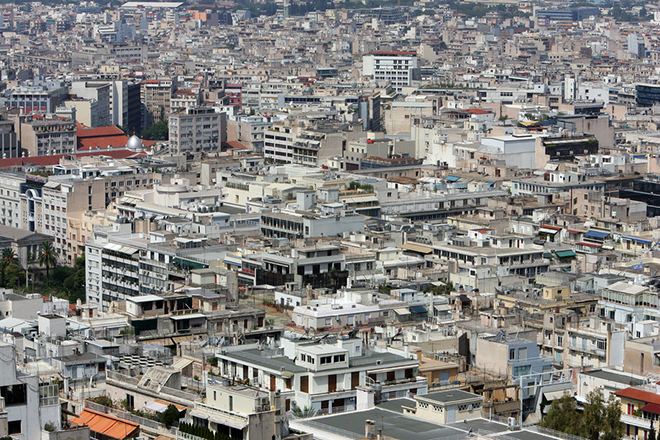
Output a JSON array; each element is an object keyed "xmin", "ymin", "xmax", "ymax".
[
  {"xmin": 649, "ymin": 421, "xmax": 656, "ymax": 440},
  {"xmin": 601, "ymin": 393, "xmax": 624, "ymax": 440},
  {"xmin": 539, "ymin": 390, "xmax": 623, "ymax": 440},
  {"xmin": 0, "ymin": 248, "xmax": 17, "ymax": 288},
  {"xmin": 159, "ymin": 404, "xmax": 181, "ymax": 428},
  {"xmin": 38, "ymin": 241, "xmax": 58, "ymax": 284},
  {"xmin": 140, "ymin": 121, "xmax": 169, "ymax": 141},
  {"xmin": 291, "ymin": 405, "xmax": 318, "ymax": 418},
  {"xmin": 539, "ymin": 393, "xmax": 581, "ymax": 435}
]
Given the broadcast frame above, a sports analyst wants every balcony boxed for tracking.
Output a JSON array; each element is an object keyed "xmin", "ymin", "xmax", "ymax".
[{"xmin": 622, "ymin": 413, "xmax": 653, "ymax": 429}]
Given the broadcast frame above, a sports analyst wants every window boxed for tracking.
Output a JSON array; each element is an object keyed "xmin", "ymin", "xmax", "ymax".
[
  {"xmin": 1, "ymin": 384, "xmax": 27, "ymax": 406},
  {"xmin": 300, "ymin": 376, "xmax": 309, "ymax": 393},
  {"xmin": 597, "ymin": 340, "xmax": 606, "ymax": 350},
  {"xmin": 509, "ymin": 349, "xmax": 515, "ymax": 360},
  {"xmin": 7, "ymin": 420, "xmax": 20, "ymax": 435},
  {"xmin": 320, "ymin": 356, "xmax": 332, "ymax": 365},
  {"xmin": 333, "ymin": 354, "xmax": 345, "ymax": 363}
]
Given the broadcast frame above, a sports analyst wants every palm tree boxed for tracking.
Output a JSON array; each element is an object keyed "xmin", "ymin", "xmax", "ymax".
[
  {"xmin": 38, "ymin": 241, "xmax": 58, "ymax": 284},
  {"xmin": 0, "ymin": 248, "xmax": 16, "ymax": 288}
]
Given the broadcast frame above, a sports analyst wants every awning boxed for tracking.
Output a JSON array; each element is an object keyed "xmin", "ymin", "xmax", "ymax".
[
  {"xmin": 445, "ymin": 175, "xmax": 460, "ymax": 182},
  {"xmin": 555, "ymin": 250, "xmax": 576, "ymax": 258},
  {"xmin": 394, "ymin": 308, "xmax": 411, "ymax": 316},
  {"xmin": 173, "ymin": 257, "xmax": 207, "ymax": 270},
  {"xmin": 584, "ymin": 230, "xmax": 610, "ymax": 240},
  {"xmin": 577, "ymin": 242, "xmax": 601, "ymax": 248},
  {"xmin": 170, "ymin": 313, "xmax": 206, "ymax": 321},
  {"xmin": 409, "ymin": 305, "xmax": 427, "ymax": 314},
  {"xmin": 623, "ymin": 236, "xmax": 653, "ymax": 244},
  {"xmin": 543, "ymin": 390, "xmax": 568, "ymax": 401},
  {"xmin": 208, "ymin": 414, "xmax": 248, "ymax": 430},
  {"xmin": 435, "ymin": 304, "xmax": 452, "ymax": 312},
  {"xmin": 71, "ymin": 409, "xmax": 139, "ymax": 440},
  {"xmin": 144, "ymin": 401, "xmax": 169, "ymax": 413},
  {"xmin": 543, "ymin": 252, "xmax": 554, "ymax": 259},
  {"xmin": 172, "ymin": 358, "xmax": 194, "ymax": 370},
  {"xmin": 539, "ymin": 227, "xmax": 559, "ymax": 235},
  {"xmin": 401, "ymin": 243, "xmax": 433, "ymax": 254},
  {"xmin": 154, "ymin": 399, "xmax": 186, "ymax": 412},
  {"xmin": 642, "ymin": 403, "xmax": 660, "ymax": 415}
]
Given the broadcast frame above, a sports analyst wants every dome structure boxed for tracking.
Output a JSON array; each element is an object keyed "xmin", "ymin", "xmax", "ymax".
[{"xmin": 126, "ymin": 135, "xmax": 143, "ymax": 150}]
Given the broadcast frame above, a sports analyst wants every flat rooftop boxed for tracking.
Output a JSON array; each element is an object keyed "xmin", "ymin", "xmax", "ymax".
[
  {"xmin": 295, "ymin": 402, "xmax": 563, "ymax": 440},
  {"xmin": 420, "ymin": 390, "xmax": 482, "ymax": 404},
  {"xmin": 581, "ymin": 369, "xmax": 647, "ymax": 386}
]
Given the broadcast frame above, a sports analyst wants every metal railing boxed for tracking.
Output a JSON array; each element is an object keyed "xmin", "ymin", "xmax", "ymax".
[
  {"xmin": 84, "ymin": 400, "xmax": 171, "ymax": 431},
  {"xmin": 537, "ymin": 426, "xmax": 590, "ymax": 440}
]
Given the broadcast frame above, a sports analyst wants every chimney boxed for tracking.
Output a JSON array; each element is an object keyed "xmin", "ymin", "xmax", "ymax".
[
  {"xmin": 306, "ymin": 284, "xmax": 312, "ymax": 302},
  {"xmin": 417, "ymin": 350, "xmax": 423, "ymax": 362},
  {"xmin": 365, "ymin": 420, "xmax": 376, "ymax": 439}
]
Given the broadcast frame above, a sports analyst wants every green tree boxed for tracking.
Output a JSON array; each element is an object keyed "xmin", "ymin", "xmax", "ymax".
[
  {"xmin": 38, "ymin": 241, "xmax": 58, "ymax": 284},
  {"xmin": 601, "ymin": 393, "xmax": 624, "ymax": 440},
  {"xmin": 649, "ymin": 421, "xmax": 656, "ymax": 440},
  {"xmin": 4, "ymin": 264, "xmax": 24, "ymax": 289},
  {"xmin": 539, "ymin": 393, "xmax": 581, "ymax": 435},
  {"xmin": 582, "ymin": 389, "xmax": 606, "ymax": 440},
  {"xmin": 540, "ymin": 390, "xmax": 623, "ymax": 440},
  {"xmin": 0, "ymin": 248, "xmax": 17, "ymax": 287},
  {"xmin": 159, "ymin": 404, "xmax": 181, "ymax": 428},
  {"xmin": 140, "ymin": 121, "xmax": 169, "ymax": 140}
]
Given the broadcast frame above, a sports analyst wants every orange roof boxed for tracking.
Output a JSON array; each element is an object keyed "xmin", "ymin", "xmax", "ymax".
[
  {"xmin": 616, "ymin": 388, "xmax": 660, "ymax": 405},
  {"xmin": 226, "ymin": 140, "xmax": 248, "ymax": 150},
  {"xmin": 77, "ymin": 124, "xmax": 126, "ymax": 139},
  {"xmin": 154, "ymin": 399, "xmax": 186, "ymax": 412},
  {"xmin": 466, "ymin": 108, "xmax": 493, "ymax": 114},
  {"xmin": 0, "ymin": 149, "xmax": 148, "ymax": 169},
  {"xmin": 71, "ymin": 409, "xmax": 139, "ymax": 440}
]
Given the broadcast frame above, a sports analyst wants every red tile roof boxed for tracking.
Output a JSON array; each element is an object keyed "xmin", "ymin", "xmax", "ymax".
[
  {"xmin": 466, "ymin": 108, "xmax": 493, "ymax": 114},
  {"xmin": 642, "ymin": 403, "xmax": 660, "ymax": 415},
  {"xmin": 76, "ymin": 124, "xmax": 125, "ymax": 139},
  {"xmin": 226, "ymin": 140, "xmax": 248, "ymax": 150},
  {"xmin": 0, "ymin": 150, "xmax": 148, "ymax": 169},
  {"xmin": 616, "ymin": 388, "xmax": 660, "ymax": 405}
]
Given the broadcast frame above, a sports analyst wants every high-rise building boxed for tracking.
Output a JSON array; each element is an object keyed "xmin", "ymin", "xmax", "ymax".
[
  {"xmin": 168, "ymin": 107, "xmax": 226, "ymax": 154},
  {"xmin": 362, "ymin": 51, "xmax": 420, "ymax": 92}
]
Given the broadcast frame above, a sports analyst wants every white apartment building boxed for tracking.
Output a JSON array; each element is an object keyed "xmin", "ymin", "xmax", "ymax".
[
  {"xmin": 0, "ymin": 342, "xmax": 60, "ymax": 439},
  {"xmin": 362, "ymin": 51, "xmax": 419, "ymax": 91},
  {"xmin": 216, "ymin": 333, "xmax": 426, "ymax": 415},
  {"xmin": 0, "ymin": 172, "xmax": 23, "ymax": 228},
  {"xmin": 264, "ymin": 124, "xmax": 296, "ymax": 162},
  {"xmin": 169, "ymin": 107, "xmax": 227, "ymax": 153},
  {"xmin": 68, "ymin": 81, "xmax": 111, "ymax": 127}
]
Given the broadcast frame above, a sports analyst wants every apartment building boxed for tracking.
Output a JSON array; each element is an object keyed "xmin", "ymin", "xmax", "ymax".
[
  {"xmin": 188, "ymin": 382, "xmax": 294, "ymax": 440},
  {"xmin": 68, "ymin": 81, "xmax": 111, "ymax": 128},
  {"xmin": 40, "ymin": 165, "xmax": 155, "ymax": 264},
  {"xmin": 264, "ymin": 123, "xmax": 297, "ymax": 162},
  {"xmin": 215, "ymin": 333, "xmax": 426, "ymax": 415},
  {"xmin": 260, "ymin": 209, "xmax": 365, "ymax": 240},
  {"xmin": 432, "ymin": 233, "xmax": 550, "ymax": 292},
  {"xmin": 0, "ymin": 342, "xmax": 60, "ymax": 440},
  {"xmin": 168, "ymin": 107, "xmax": 227, "ymax": 154},
  {"xmin": 362, "ymin": 51, "xmax": 420, "ymax": 91},
  {"xmin": 142, "ymin": 78, "xmax": 176, "ymax": 127},
  {"xmin": 533, "ymin": 312, "xmax": 625, "ymax": 369},
  {"xmin": 17, "ymin": 114, "xmax": 77, "ymax": 157},
  {"xmin": 231, "ymin": 115, "xmax": 272, "ymax": 152},
  {"xmin": 0, "ymin": 172, "xmax": 23, "ymax": 228},
  {"xmin": 5, "ymin": 82, "xmax": 68, "ymax": 114}
]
